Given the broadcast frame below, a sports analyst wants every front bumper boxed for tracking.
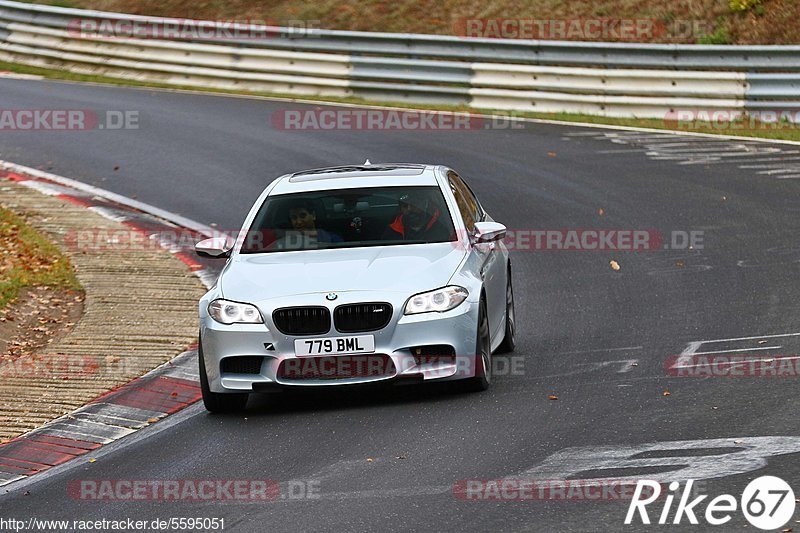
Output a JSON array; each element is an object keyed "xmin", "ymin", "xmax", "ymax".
[{"xmin": 199, "ymin": 291, "xmax": 480, "ymax": 393}]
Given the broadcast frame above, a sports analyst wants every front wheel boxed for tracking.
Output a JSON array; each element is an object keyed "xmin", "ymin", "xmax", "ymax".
[
  {"xmin": 495, "ymin": 272, "xmax": 516, "ymax": 354},
  {"xmin": 199, "ymin": 341, "xmax": 249, "ymax": 413},
  {"xmin": 464, "ymin": 298, "xmax": 491, "ymax": 392}
]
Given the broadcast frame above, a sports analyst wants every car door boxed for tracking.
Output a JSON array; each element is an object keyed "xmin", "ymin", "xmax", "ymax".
[{"xmin": 447, "ymin": 171, "xmax": 506, "ymax": 341}]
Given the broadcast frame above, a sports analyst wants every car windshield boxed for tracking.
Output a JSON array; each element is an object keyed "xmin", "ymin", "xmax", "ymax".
[{"xmin": 239, "ymin": 186, "xmax": 456, "ymax": 253}]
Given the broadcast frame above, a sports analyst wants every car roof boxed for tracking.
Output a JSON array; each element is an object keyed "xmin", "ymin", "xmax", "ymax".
[{"xmin": 269, "ymin": 163, "xmax": 442, "ymax": 195}]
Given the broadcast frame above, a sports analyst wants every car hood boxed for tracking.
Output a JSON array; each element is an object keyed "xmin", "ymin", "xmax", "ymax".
[{"xmin": 219, "ymin": 243, "xmax": 466, "ymax": 302}]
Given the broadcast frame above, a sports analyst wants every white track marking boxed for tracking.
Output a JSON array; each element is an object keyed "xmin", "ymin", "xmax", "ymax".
[
  {"xmin": 261, "ymin": 436, "xmax": 800, "ymax": 503},
  {"xmin": 692, "ymin": 346, "xmax": 782, "ymax": 356},
  {"xmin": 672, "ymin": 341, "xmax": 703, "ymax": 369},
  {"xmin": 701, "ymin": 332, "xmax": 800, "ymax": 343},
  {"xmin": 557, "ymin": 346, "xmax": 643, "ymax": 355},
  {"xmin": 674, "ymin": 355, "xmax": 800, "ymax": 369},
  {"xmin": 514, "ymin": 436, "xmax": 800, "ymax": 484},
  {"xmin": 672, "ymin": 332, "xmax": 800, "ymax": 369},
  {"xmin": 574, "ymin": 131, "xmax": 800, "ymax": 179},
  {"xmin": 572, "ymin": 360, "xmax": 640, "ymax": 374},
  {"xmin": 0, "ymin": 72, "xmax": 43, "ymax": 80}
]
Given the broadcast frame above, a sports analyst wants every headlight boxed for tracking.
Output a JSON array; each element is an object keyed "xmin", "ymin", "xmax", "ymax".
[
  {"xmin": 208, "ymin": 299, "xmax": 264, "ymax": 324},
  {"xmin": 404, "ymin": 286, "xmax": 469, "ymax": 315}
]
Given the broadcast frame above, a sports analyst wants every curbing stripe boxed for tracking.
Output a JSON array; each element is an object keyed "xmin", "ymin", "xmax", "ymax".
[
  {"xmin": 0, "ymin": 350, "xmax": 201, "ymax": 485},
  {"xmin": 1, "ymin": 168, "xmax": 223, "ymax": 288},
  {"xmin": 0, "ymin": 165, "xmax": 217, "ymax": 487},
  {"xmin": 0, "ymin": 162, "xmax": 216, "ymax": 237},
  {"xmin": 27, "ymin": 434, "xmax": 102, "ymax": 451},
  {"xmin": 30, "ymin": 429, "xmax": 112, "ymax": 445}
]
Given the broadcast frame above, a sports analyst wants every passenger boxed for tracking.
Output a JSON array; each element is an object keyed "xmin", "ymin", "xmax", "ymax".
[{"xmin": 278, "ymin": 199, "xmax": 342, "ymax": 249}]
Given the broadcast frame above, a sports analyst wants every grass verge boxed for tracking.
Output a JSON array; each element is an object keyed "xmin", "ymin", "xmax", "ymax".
[{"xmin": 0, "ymin": 204, "xmax": 82, "ymax": 310}]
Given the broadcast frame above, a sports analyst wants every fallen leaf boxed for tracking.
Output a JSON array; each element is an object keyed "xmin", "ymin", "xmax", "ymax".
[
  {"xmin": 547, "ymin": 151, "xmax": 556, "ymax": 157},
  {"xmin": 662, "ymin": 390, "xmax": 671, "ymax": 396},
  {"xmin": 676, "ymin": 260, "xmax": 684, "ymax": 267},
  {"xmin": 548, "ymin": 395, "xmax": 558, "ymax": 401},
  {"xmin": 88, "ymin": 458, "xmax": 96, "ymax": 463},
  {"xmin": 147, "ymin": 417, "xmax": 158, "ymax": 423},
  {"xmin": 609, "ymin": 260, "xmax": 621, "ymax": 271},
  {"xmin": 367, "ymin": 458, "xmax": 374, "ymax": 463},
  {"xmin": 170, "ymin": 392, "xmax": 178, "ymax": 397}
]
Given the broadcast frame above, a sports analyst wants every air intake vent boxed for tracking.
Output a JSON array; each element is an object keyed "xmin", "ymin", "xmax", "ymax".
[
  {"xmin": 272, "ymin": 306, "xmax": 331, "ymax": 335},
  {"xmin": 220, "ymin": 356, "xmax": 263, "ymax": 374},
  {"xmin": 334, "ymin": 302, "xmax": 392, "ymax": 333}
]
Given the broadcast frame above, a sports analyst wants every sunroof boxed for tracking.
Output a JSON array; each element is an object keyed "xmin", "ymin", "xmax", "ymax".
[{"xmin": 288, "ymin": 164, "xmax": 426, "ymax": 182}]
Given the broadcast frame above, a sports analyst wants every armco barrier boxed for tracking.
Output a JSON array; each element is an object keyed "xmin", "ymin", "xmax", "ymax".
[{"xmin": 0, "ymin": 0, "xmax": 797, "ymax": 118}]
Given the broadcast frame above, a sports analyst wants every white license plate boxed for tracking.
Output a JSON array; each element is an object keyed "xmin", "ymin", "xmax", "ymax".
[{"xmin": 294, "ymin": 335, "xmax": 375, "ymax": 356}]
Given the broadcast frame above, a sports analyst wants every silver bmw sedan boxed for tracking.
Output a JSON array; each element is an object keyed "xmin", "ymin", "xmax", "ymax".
[{"xmin": 195, "ymin": 163, "xmax": 515, "ymax": 411}]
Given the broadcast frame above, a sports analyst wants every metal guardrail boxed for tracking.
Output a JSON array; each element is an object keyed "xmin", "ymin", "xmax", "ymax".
[{"xmin": 0, "ymin": 0, "xmax": 798, "ymax": 118}]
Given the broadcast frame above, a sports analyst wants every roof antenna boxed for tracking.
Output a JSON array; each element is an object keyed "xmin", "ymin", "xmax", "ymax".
[{"xmin": 363, "ymin": 159, "xmax": 371, "ymax": 165}]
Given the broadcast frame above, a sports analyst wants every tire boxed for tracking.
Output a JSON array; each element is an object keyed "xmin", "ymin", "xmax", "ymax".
[
  {"xmin": 198, "ymin": 340, "xmax": 249, "ymax": 413},
  {"xmin": 495, "ymin": 270, "xmax": 516, "ymax": 354},
  {"xmin": 464, "ymin": 298, "xmax": 492, "ymax": 392}
]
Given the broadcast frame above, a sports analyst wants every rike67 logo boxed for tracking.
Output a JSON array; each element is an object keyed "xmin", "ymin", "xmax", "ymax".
[
  {"xmin": 508, "ymin": 436, "xmax": 799, "ymax": 530},
  {"xmin": 625, "ymin": 476, "xmax": 796, "ymax": 529}
]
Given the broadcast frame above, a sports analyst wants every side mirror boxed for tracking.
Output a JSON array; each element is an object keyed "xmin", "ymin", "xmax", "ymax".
[
  {"xmin": 473, "ymin": 222, "xmax": 507, "ymax": 244},
  {"xmin": 195, "ymin": 237, "xmax": 232, "ymax": 258}
]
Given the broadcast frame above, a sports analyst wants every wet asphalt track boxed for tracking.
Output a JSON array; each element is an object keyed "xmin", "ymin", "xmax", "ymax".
[{"xmin": 0, "ymin": 79, "xmax": 799, "ymax": 532}]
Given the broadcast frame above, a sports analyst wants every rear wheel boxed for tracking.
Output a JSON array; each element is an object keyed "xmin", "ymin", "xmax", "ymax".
[
  {"xmin": 199, "ymin": 340, "xmax": 249, "ymax": 413},
  {"xmin": 464, "ymin": 298, "xmax": 491, "ymax": 392},
  {"xmin": 496, "ymin": 271, "xmax": 516, "ymax": 354}
]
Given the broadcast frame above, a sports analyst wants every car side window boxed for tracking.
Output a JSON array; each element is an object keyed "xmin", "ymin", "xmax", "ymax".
[
  {"xmin": 460, "ymin": 177, "xmax": 485, "ymax": 222},
  {"xmin": 447, "ymin": 170, "xmax": 481, "ymax": 231}
]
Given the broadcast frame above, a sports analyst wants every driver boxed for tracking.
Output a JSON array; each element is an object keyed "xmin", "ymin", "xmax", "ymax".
[{"xmin": 383, "ymin": 191, "xmax": 442, "ymax": 241}]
